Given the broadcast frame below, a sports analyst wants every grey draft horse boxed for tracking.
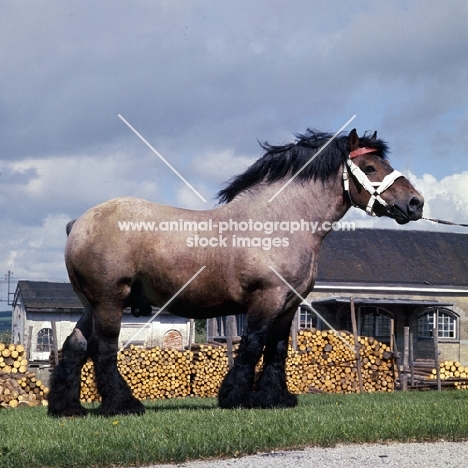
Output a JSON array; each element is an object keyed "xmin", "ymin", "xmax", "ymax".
[{"xmin": 48, "ymin": 129, "xmax": 424, "ymax": 416}]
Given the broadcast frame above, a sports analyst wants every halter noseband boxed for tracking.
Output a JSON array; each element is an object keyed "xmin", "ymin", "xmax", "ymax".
[{"xmin": 343, "ymin": 147, "xmax": 404, "ymax": 216}]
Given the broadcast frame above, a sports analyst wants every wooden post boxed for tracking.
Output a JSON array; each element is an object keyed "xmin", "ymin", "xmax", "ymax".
[
  {"xmin": 392, "ymin": 333, "xmax": 402, "ymax": 389},
  {"xmin": 433, "ymin": 327, "xmax": 441, "ymax": 392},
  {"xmin": 402, "ymin": 327, "xmax": 409, "ymax": 391},
  {"xmin": 390, "ymin": 318, "xmax": 394, "ymax": 352},
  {"xmin": 226, "ymin": 315, "xmax": 236, "ymax": 369},
  {"xmin": 349, "ymin": 297, "xmax": 364, "ymax": 393},
  {"xmin": 291, "ymin": 308, "xmax": 299, "ymax": 351},
  {"xmin": 188, "ymin": 319, "xmax": 194, "ymax": 350},
  {"xmin": 409, "ymin": 332, "xmax": 415, "ymax": 386},
  {"xmin": 51, "ymin": 321, "xmax": 59, "ymax": 366},
  {"xmin": 206, "ymin": 318, "xmax": 216, "ymax": 342}
]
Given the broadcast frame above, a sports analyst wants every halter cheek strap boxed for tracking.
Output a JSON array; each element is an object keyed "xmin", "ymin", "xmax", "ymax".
[{"xmin": 343, "ymin": 147, "xmax": 405, "ymax": 216}]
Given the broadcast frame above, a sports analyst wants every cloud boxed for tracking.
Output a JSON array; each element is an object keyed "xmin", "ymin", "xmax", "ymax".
[
  {"xmin": 409, "ymin": 171, "xmax": 468, "ymax": 227},
  {"xmin": 0, "ymin": 0, "xmax": 466, "ymax": 288},
  {"xmin": 0, "ymin": 214, "xmax": 70, "ymax": 282}
]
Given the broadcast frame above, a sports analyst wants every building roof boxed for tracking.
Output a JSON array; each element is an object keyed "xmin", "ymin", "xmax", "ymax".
[
  {"xmin": 316, "ymin": 229, "xmax": 468, "ymax": 288},
  {"xmin": 14, "ymin": 281, "xmax": 83, "ymax": 310},
  {"xmin": 13, "ymin": 280, "xmax": 163, "ymax": 315}
]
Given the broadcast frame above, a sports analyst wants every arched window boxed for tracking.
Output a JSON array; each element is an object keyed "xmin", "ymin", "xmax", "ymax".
[
  {"xmin": 36, "ymin": 328, "xmax": 54, "ymax": 352},
  {"xmin": 418, "ymin": 308, "xmax": 457, "ymax": 339}
]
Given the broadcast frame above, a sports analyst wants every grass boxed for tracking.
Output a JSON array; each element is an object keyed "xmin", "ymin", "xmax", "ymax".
[{"xmin": 0, "ymin": 391, "xmax": 467, "ymax": 467}]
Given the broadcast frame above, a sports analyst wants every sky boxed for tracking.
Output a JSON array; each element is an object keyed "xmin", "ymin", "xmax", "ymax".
[{"xmin": 0, "ymin": 0, "xmax": 467, "ymax": 300}]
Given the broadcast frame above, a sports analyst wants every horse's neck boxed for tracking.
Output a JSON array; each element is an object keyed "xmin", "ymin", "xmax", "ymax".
[{"xmin": 219, "ymin": 172, "xmax": 349, "ymax": 226}]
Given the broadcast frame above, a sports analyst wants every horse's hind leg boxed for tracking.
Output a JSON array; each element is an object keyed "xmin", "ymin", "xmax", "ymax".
[
  {"xmin": 48, "ymin": 306, "xmax": 93, "ymax": 417},
  {"xmin": 87, "ymin": 305, "xmax": 145, "ymax": 417},
  {"xmin": 250, "ymin": 310, "xmax": 298, "ymax": 408}
]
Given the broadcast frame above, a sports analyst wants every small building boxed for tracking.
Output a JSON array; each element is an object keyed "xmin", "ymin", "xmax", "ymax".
[{"xmin": 12, "ymin": 281, "xmax": 194, "ymax": 362}]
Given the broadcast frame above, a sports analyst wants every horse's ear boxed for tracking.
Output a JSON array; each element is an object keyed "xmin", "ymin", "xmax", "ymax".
[
  {"xmin": 370, "ymin": 131, "xmax": 377, "ymax": 141},
  {"xmin": 348, "ymin": 128, "xmax": 359, "ymax": 151}
]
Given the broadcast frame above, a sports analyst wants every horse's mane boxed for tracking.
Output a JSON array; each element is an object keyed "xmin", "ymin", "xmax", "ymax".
[{"xmin": 217, "ymin": 129, "xmax": 389, "ymax": 204}]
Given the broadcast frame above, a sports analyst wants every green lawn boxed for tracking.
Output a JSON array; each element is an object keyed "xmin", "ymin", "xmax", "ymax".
[{"xmin": 0, "ymin": 391, "xmax": 467, "ymax": 468}]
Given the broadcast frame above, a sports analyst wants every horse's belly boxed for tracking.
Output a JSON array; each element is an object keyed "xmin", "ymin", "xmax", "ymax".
[{"xmin": 165, "ymin": 300, "xmax": 245, "ymax": 320}]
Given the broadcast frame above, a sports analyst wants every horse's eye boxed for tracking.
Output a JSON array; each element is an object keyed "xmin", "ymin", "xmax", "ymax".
[{"xmin": 364, "ymin": 165, "xmax": 375, "ymax": 174}]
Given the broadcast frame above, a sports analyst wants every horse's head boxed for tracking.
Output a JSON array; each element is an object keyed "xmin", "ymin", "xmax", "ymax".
[{"xmin": 344, "ymin": 129, "xmax": 424, "ymax": 224}]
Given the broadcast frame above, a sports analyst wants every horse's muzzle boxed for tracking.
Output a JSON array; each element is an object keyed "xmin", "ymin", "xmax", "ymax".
[{"xmin": 391, "ymin": 195, "xmax": 425, "ymax": 224}]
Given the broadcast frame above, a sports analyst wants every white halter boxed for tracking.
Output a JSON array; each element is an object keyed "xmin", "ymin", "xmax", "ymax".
[{"xmin": 342, "ymin": 147, "xmax": 404, "ymax": 216}]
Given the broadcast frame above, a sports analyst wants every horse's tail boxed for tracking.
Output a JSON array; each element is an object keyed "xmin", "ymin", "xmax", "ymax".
[{"xmin": 66, "ymin": 219, "xmax": 77, "ymax": 236}]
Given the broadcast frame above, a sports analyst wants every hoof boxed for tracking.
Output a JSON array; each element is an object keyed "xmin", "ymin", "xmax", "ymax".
[
  {"xmin": 249, "ymin": 390, "xmax": 298, "ymax": 409},
  {"xmin": 218, "ymin": 387, "xmax": 251, "ymax": 409},
  {"xmin": 48, "ymin": 404, "xmax": 88, "ymax": 418},
  {"xmin": 98, "ymin": 397, "xmax": 146, "ymax": 417}
]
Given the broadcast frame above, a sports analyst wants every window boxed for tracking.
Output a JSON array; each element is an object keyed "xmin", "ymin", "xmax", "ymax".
[
  {"xmin": 418, "ymin": 308, "xmax": 457, "ymax": 339},
  {"xmin": 36, "ymin": 328, "xmax": 54, "ymax": 352},
  {"xmin": 358, "ymin": 306, "xmax": 392, "ymax": 341},
  {"xmin": 299, "ymin": 305, "xmax": 318, "ymax": 329},
  {"xmin": 338, "ymin": 306, "xmax": 392, "ymax": 343}
]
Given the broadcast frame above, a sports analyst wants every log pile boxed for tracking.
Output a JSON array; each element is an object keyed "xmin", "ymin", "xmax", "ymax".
[
  {"xmin": 0, "ymin": 343, "xmax": 28, "ymax": 374},
  {"xmin": 433, "ymin": 360, "xmax": 468, "ymax": 381},
  {"xmin": 404, "ymin": 360, "xmax": 468, "ymax": 390},
  {"xmin": 190, "ymin": 343, "xmax": 229, "ymax": 397},
  {"xmin": 0, "ymin": 343, "xmax": 49, "ymax": 408},
  {"xmin": 78, "ymin": 329, "xmax": 395, "ymax": 402},
  {"xmin": 409, "ymin": 359, "xmax": 437, "ymax": 382},
  {"xmin": 285, "ymin": 329, "xmax": 394, "ymax": 394},
  {"xmin": 424, "ymin": 360, "xmax": 468, "ymax": 389},
  {"xmin": 0, "ymin": 372, "xmax": 49, "ymax": 408},
  {"xmin": 80, "ymin": 345, "xmax": 193, "ymax": 402}
]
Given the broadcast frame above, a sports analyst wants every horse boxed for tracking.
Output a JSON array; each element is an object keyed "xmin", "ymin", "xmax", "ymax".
[{"xmin": 47, "ymin": 128, "xmax": 424, "ymax": 417}]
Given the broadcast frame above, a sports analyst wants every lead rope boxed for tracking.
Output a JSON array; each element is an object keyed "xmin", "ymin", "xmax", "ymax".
[{"xmin": 422, "ymin": 217, "xmax": 468, "ymax": 228}]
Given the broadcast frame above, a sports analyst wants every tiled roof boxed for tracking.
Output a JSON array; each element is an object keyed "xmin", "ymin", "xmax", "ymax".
[
  {"xmin": 15, "ymin": 281, "xmax": 82, "ymax": 310},
  {"xmin": 317, "ymin": 229, "xmax": 468, "ymax": 287}
]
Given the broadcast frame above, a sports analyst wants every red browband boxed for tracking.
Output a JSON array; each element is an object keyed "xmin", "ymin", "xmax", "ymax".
[{"xmin": 349, "ymin": 147, "xmax": 378, "ymax": 159}]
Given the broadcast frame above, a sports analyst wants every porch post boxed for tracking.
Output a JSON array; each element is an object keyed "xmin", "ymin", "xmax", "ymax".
[{"xmin": 350, "ymin": 296, "xmax": 364, "ymax": 393}]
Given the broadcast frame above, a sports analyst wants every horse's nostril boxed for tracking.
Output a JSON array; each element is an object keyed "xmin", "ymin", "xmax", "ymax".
[{"xmin": 409, "ymin": 196, "xmax": 424, "ymax": 212}]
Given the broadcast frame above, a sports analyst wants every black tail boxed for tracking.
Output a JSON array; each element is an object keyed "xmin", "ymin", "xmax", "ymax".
[{"xmin": 66, "ymin": 219, "xmax": 77, "ymax": 236}]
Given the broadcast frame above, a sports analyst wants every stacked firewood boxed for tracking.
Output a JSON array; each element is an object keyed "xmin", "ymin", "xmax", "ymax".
[
  {"xmin": 286, "ymin": 329, "xmax": 394, "ymax": 394},
  {"xmin": 408, "ymin": 359, "xmax": 437, "ymax": 382},
  {"xmin": 0, "ymin": 343, "xmax": 50, "ymax": 408},
  {"xmin": 80, "ymin": 345, "xmax": 193, "ymax": 402},
  {"xmin": 433, "ymin": 360, "xmax": 468, "ymax": 380},
  {"xmin": 0, "ymin": 372, "xmax": 49, "ymax": 408},
  {"xmin": 0, "ymin": 343, "xmax": 28, "ymax": 374},
  {"xmin": 190, "ymin": 343, "xmax": 230, "ymax": 397},
  {"xmin": 78, "ymin": 330, "xmax": 395, "ymax": 402},
  {"xmin": 424, "ymin": 360, "xmax": 468, "ymax": 389}
]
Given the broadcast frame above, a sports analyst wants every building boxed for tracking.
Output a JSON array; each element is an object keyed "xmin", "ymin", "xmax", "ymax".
[{"xmin": 12, "ymin": 281, "xmax": 194, "ymax": 362}]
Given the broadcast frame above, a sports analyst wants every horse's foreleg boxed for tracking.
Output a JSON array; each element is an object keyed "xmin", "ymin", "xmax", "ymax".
[
  {"xmin": 48, "ymin": 311, "xmax": 92, "ymax": 417},
  {"xmin": 250, "ymin": 311, "xmax": 298, "ymax": 408},
  {"xmin": 88, "ymin": 310, "xmax": 145, "ymax": 417},
  {"xmin": 218, "ymin": 321, "xmax": 268, "ymax": 409}
]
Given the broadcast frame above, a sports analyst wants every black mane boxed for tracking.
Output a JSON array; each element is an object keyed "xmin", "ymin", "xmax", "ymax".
[{"xmin": 217, "ymin": 129, "xmax": 389, "ymax": 203}]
